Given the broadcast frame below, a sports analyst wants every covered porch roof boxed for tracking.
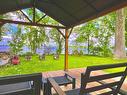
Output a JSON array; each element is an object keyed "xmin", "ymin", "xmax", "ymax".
[{"xmin": 0, "ymin": 0, "xmax": 127, "ymax": 28}]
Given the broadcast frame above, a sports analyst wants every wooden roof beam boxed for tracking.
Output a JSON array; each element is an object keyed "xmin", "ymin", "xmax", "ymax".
[{"xmin": 0, "ymin": 19, "xmax": 66, "ymax": 29}]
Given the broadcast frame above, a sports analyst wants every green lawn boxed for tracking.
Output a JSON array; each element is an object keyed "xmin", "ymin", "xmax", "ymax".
[{"xmin": 0, "ymin": 55, "xmax": 127, "ymax": 76}]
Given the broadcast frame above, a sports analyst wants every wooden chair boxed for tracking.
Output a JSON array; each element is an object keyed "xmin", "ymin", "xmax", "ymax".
[
  {"xmin": 42, "ymin": 72, "xmax": 76, "ymax": 95},
  {"xmin": 25, "ymin": 55, "xmax": 32, "ymax": 61},
  {"xmin": 39, "ymin": 54, "xmax": 45, "ymax": 60},
  {"xmin": 47, "ymin": 63, "xmax": 127, "ymax": 95},
  {"xmin": 0, "ymin": 73, "xmax": 42, "ymax": 95},
  {"xmin": 53, "ymin": 54, "xmax": 59, "ymax": 60}
]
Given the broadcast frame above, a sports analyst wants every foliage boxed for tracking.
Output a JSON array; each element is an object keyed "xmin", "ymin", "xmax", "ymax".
[
  {"xmin": 8, "ymin": 25, "xmax": 25, "ymax": 55},
  {"xmin": 75, "ymin": 13, "xmax": 116, "ymax": 57},
  {"xmin": 76, "ymin": 21, "xmax": 97, "ymax": 54},
  {"xmin": 23, "ymin": 8, "xmax": 59, "ymax": 25},
  {"xmin": 79, "ymin": 50, "xmax": 84, "ymax": 55},
  {"xmin": 0, "ymin": 15, "xmax": 6, "ymax": 41},
  {"xmin": 49, "ymin": 28, "xmax": 64, "ymax": 54},
  {"xmin": 96, "ymin": 13, "xmax": 116, "ymax": 56},
  {"xmin": 22, "ymin": 8, "xmax": 61, "ymax": 54},
  {"xmin": 25, "ymin": 26, "xmax": 48, "ymax": 54}
]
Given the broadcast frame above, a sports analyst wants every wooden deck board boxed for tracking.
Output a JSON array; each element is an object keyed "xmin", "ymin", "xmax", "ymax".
[{"xmin": 42, "ymin": 68, "xmax": 127, "ymax": 95}]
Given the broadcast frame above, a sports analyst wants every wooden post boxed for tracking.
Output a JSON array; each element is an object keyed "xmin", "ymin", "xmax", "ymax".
[{"xmin": 64, "ymin": 29, "xmax": 69, "ymax": 71}]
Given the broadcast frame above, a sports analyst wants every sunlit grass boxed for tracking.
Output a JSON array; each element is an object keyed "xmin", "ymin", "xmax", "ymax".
[{"xmin": 0, "ymin": 55, "xmax": 127, "ymax": 76}]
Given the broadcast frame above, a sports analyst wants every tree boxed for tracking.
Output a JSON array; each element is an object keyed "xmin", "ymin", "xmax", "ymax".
[
  {"xmin": 124, "ymin": 7, "xmax": 127, "ymax": 47},
  {"xmin": 0, "ymin": 11, "xmax": 25, "ymax": 41},
  {"xmin": 114, "ymin": 8, "xmax": 126, "ymax": 58},
  {"xmin": 97, "ymin": 13, "xmax": 115, "ymax": 56},
  {"xmin": 75, "ymin": 13, "xmax": 115, "ymax": 56},
  {"xmin": 0, "ymin": 15, "xmax": 6, "ymax": 41},
  {"xmin": 49, "ymin": 28, "xmax": 64, "ymax": 54},
  {"xmin": 76, "ymin": 21, "xmax": 97, "ymax": 54},
  {"xmin": 25, "ymin": 26, "xmax": 48, "ymax": 54},
  {"xmin": 19, "ymin": 8, "xmax": 49, "ymax": 54},
  {"xmin": 47, "ymin": 16, "xmax": 64, "ymax": 54},
  {"xmin": 0, "ymin": 23, "xmax": 3, "ymax": 41},
  {"xmin": 9, "ymin": 25, "xmax": 25, "ymax": 55}
]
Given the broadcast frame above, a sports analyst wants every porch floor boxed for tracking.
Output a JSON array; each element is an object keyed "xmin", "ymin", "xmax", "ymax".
[{"xmin": 42, "ymin": 68, "xmax": 127, "ymax": 95}]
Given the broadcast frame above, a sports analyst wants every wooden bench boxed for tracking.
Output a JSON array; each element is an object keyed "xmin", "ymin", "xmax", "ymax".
[
  {"xmin": 0, "ymin": 73, "xmax": 42, "ymax": 95},
  {"xmin": 48, "ymin": 63, "xmax": 127, "ymax": 95}
]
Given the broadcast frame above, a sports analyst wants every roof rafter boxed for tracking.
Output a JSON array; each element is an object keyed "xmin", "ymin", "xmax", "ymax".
[
  {"xmin": 0, "ymin": 19, "xmax": 66, "ymax": 29},
  {"xmin": 36, "ymin": 14, "xmax": 46, "ymax": 23},
  {"xmin": 20, "ymin": 10, "xmax": 32, "ymax": 22}
]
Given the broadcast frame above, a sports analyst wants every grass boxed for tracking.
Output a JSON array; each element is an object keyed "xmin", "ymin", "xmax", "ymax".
[{"xmin": 0, "ymin": 55, "xmax": 127, "ymax": 76}]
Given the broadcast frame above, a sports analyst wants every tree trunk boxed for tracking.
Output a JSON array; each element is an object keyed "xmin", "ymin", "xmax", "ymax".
[
  {"xmin": 0, "ymin": 26, "xmax": 2, "ymax": 41},
  {"xmin": 87, "ymin": 35, "xmax": 90, "ymax": 54},
  {"xmin": 33, "ymin": 48, "xmax": 36, "ymax": 54},
  {"xmin": 31, "ymin": 43, "xmax": 36, "ymax": 54},
  {"xmin": 0, "ymin": 23, "xmax": 3, "ymax": 41},
  {"xmin": 57, "ymin": 40, "xmax": 62, "ymax": 54},
  {"xmin": 114, "ymin": 8, "xmax": 126, "ymax": 58}
]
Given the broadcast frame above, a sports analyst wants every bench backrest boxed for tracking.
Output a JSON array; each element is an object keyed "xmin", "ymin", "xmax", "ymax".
[
  {"xmin": 0, "ymin": 73, "xmax": 42, "ymax": 95},
  {"xmin": 80, "ymin": 63, "xmax": 127, "ymax": 95}
]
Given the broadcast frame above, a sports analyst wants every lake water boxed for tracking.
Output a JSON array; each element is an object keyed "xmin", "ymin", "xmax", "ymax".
[{"xmin": 0, "ymin": 36, "xmax": 88, "ymax": 54}]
